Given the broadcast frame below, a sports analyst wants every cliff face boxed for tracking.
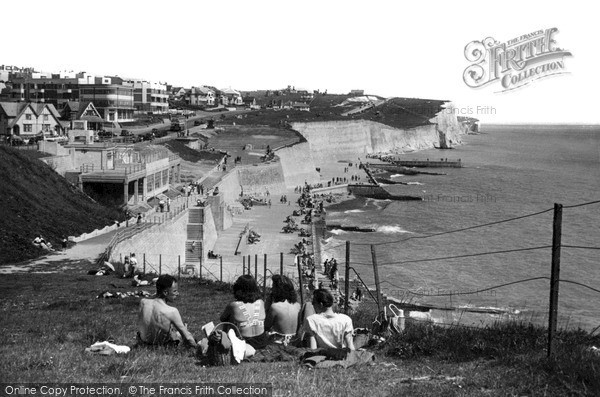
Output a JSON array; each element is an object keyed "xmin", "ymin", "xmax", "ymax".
[
  {"xmin": 290, "ymin": 103, "xmax": 463, "ymax": 164},
  {"xmin": 212, "ymin": 103, "xmax": 464, "ymax": 205},
  {"xmin": 431, "ymin": 102, "xmax": 466, "ymax": 147}
]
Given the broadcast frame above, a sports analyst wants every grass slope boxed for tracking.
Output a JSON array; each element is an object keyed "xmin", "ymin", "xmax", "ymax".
[
  {"xmin": 1, "ymin": 269, "xmax": 598, "ymax": 396},
  {"xmin": 223, "ymin": 95, "xmax": 449, "ymax": 130},
  {"xmin": 0, "ymin": 146, "xmax": 124, "ymax": 265}
]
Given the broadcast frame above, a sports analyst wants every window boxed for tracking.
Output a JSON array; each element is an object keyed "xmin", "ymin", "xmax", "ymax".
[
  {"xmin": 43, "ymin": 115, "xmax": 49, "ymax": 121},
  {"xmin": 24, "ymin": 124, "xmax": 32, "ymax": 132},
  {"xmin": 43, "ymin": 124, "xmax": 50, "ymax": 131},
  {"xmin": 25, "ymin": 114, "xmax": 32, "ymax": 120}
]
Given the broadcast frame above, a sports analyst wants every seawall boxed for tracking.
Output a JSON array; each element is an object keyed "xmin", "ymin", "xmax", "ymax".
[
  {"xmin": 275, "ymin": 142, "xmax": 321, "ymax": 188},
  {"xmin": 109, "ymin": 210, "xmax": 188, "ymax": 274}
]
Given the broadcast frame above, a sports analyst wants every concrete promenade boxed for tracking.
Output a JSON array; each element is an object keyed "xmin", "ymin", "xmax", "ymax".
[{"xmin": 204, "ymin": 192, "xmax": 308, "ymax": 284}]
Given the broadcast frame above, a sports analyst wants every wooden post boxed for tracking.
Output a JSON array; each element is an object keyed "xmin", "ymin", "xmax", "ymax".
[
  {"xmin": 548, "ymin": 203, "xmax": 563, "ymax": 357},
  {"xmin": 220, "ymin": 256, "xmax": 223, "ymax": 282},
  {"xmin": 199, "ymin": 264, "xmax": 202, "ymax": 280},
  {"xmin": 296, "ymin": 255, "xmax": 304, "ymax": 306},
  {"xmin": 280, "ymin": 252, "xmax": 284, "ymax": 274},
  {"xmin": 248, "ymin": 255, "xmax": 251, "ymax": 275},
  {"xmin": 344, "ymin": 240, "xmax": 350, "ymax": 314},
  {"xmin": 243, "ymin": 256, "xmax": 246, "ymax": 274},
  {"xmin": 178, "ymin": 255, "xmax": 181, "ymax": 281},
  {"xmin": 255, "ymin": 254, "xmax": 258, "ymax": 279},
  {"xmin": 371, "ymin": 245, "xmax": 382, "ymax": 313},
  {"xmin": 159, "ymin": 254, "xmax": 162, "ymax": 275},
  {"xmin": 143, "ymin": 253, "xmax": 146, "ymax": 274},
  {"xmin": 264, "ymin": 254, "xmax": 268, "ymax": 291}
]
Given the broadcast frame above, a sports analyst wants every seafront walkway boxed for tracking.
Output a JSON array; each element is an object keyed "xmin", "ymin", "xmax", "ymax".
[{"xmin": 205, "ymin": 192, "xmax": 307, "ymax": 283}]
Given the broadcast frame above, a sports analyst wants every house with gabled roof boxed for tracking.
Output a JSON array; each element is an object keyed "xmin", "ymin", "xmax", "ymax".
[
  {"xmin": 187, "ymin": 86, "xmax": 215, "ymax": 107},
  {"xmin": 219, "ymin": 88, "xmax": 243, "ymax": 106},
  {"xmin": 171, "ymin": 87, "xmax": 186, "ymax": 100},
  {"xmin": 0, "ymin": 101, "xmax": 63, "ymax": 140},
  {"xmin": 61, "ymin": 101, "xmax": 104, "ymax": 131}
]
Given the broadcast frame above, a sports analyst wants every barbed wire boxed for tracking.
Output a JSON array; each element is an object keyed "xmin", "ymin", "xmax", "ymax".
[
  {"xmin": 352, "ymin": 208, "xmax": 554, "ymax": 247},
  {"xmin": 562, "ymin": 200, "xmax": 600, "ymax": 209},
  {"xmin": 350, "ymin": 245, "xmax": 551, "ymax": 267},
  {"xmin": 562, "ymin": 245, "xmax": 600, "ymax": 251},
  {"xmin": 559, "ymin": 280, "xmax": 600, "ymax": 295},
  {"xmin": 379, "ymin": 277, "xmax": 550, "ymax": 297}
]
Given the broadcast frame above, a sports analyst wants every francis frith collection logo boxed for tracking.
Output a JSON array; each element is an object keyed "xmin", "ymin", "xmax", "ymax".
[{"xmin": 463, "ymin": 28, "xmax": 572, "ymax": 92}]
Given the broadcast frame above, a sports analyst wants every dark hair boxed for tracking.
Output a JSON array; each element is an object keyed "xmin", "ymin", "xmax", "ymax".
[
  {"xmin": 233, "ymin": 275, "xmax": 261, "ymax": 303},
  {"xmin": 312, "ymin": 289, "xmax": 334, "ymax": 308},
  {"xmin": 156, "ymin": 275, "xmax": 177, "ymax": 295},
  {"xmin": 270, "ymin": 275, "xmax": 297, "ymax": 303}
]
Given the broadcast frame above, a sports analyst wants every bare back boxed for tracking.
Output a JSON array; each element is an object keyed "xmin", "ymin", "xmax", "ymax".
[
  {"xmin": 267, "ymin": 301, "xmax": 301, "ymax": 335},
  {"xmin": 137, "ymin": 298, "xmax": 181, "ymax": 345}
]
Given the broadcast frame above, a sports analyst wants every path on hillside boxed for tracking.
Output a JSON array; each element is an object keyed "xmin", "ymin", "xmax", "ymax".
[{"xmin": 0, "ymin": 230, "xmax": 118, "ymax": 274}]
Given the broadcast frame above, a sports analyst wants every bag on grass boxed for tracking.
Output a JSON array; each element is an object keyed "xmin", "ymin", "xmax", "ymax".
[
  {"xmin": 372, "ymin": 304, "xmax": 405, "ymax": 339},
  {"xmin": 206, "ymin": 322, "xmax": 243, "ymax": 366}
]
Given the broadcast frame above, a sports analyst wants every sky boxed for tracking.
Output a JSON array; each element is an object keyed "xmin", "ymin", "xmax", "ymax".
[{"xmin": 3, "ymin": 0, "xmax": 599, "ymax": 124}]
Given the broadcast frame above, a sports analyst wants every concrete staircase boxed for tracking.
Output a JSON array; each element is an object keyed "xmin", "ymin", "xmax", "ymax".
[{"xmin": 184, "ymin": 206, "xmax": 206, "ymax": 274}]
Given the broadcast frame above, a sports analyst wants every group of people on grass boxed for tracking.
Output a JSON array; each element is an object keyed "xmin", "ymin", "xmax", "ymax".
[{"xmin": 137, "ymin": 274, "xmax": 356, "ymax": 360}]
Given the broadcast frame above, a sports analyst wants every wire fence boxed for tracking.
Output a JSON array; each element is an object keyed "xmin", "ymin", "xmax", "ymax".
[
  {"xmin": 317, "ymin": 200, "xmax": 600, "ymax": 353},
  {"xmin": 105, "ymin": 198, "xmax": 599, "ymax": 353}
]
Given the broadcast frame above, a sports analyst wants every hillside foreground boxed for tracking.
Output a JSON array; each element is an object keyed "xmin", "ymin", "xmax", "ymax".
[
  {"xmin": 0, "ymin": 267, "xmax": 599, "ymax": 396},
  {"xmin": 0, "ymin": 146, "xmax": 125, "ymax": 265}
]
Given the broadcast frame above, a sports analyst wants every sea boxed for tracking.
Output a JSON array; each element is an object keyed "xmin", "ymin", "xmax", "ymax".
[{"xmin": 322, "ymin": 124, "xmax": 600, "ymax": 331}]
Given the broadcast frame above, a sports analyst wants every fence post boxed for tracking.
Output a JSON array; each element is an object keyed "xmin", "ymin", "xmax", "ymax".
[
  {"xmin": 178, "ymin": 256, "xmax": 181, "ymax": 281},
  {"xmin": 159, "ymin": 254, "xmax": 162, "ymax": 275},
  {"xmin": 280, "ymin": 252, "xmax": 284, "ymax": 274},
  {"xmin": 255, "ymin": 254, "xmax": 258, "ymax": 279},
  {"xmin": 220, "ymin": 256, "xmax": 223, "ymax": 282},
  {"xmin": 199, "ymin": 264, "xmax": 202, "ymax": 280},
  {"xmin": 264, "ymin": 254, "xmax": 268, "ymax": 293},
  {"xmin": 143, "ymin": 253, "xmax": 146, "ymax": 274},
  {"xmin": 371, "ymin": 245, "xmax": 383, "ymax": 314},
  {"xmin": 548, "ymin": 203, "xmax": 563, "ymax": 357},
  {"xmin": 243, "ymin": 256, "xmax": 246, "ymax": 274},
  {"xmin": 248, "ymin": 255, "xmax": 251, "ymax": 275},
  {"xmin": 344, "ymin": 241, "xmax": 350, "ymax": 314},
  {"xmin": 296, "ymin": 255, "xmax": 304, "ymax": 306}
]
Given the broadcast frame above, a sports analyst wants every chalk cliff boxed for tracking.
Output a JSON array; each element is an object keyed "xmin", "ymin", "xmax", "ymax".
[
  {"xmin": 212, "ymin": 102, "xmax": 465, "ymax": 204},
  {"xmin": 289, "ymin": 102, "xmax": 464, "ymax": 164}
]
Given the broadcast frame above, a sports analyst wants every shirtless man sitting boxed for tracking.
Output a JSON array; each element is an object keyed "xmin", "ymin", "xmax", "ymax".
[{"xmin": 137, "ymin": 275, "xmax": 197, "ymax": 348}]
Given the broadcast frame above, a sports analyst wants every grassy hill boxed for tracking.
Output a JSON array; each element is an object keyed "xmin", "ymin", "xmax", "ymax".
[
  {"xmin": 225, "ymin": 94, "xmax": 449, "ymax": 130},
  {"xmin": 0, "ymin": 146, "xmax": 125, "ymax": 265},
  {"xmin": 0, "ymin": 271, "xmax": 598, "ymax": 395}
]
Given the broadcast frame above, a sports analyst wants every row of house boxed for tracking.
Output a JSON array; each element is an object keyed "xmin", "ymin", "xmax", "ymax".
[
  {"xmin": 0, "ymin": 99, "xmax": 114, "ymax": 141},
  {"xmin": 0, "ymin": 70, "xmax": 170, "ymax": 123},
  {"xmin": 172, "ymin": 86, "xmax": 245, "ymax": 107},
  {"xmin": 0, "ymin": 66, "xmax": 313, "ymax": 127}
]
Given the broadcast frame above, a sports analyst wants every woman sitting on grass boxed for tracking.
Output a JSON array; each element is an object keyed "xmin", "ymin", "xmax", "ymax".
[
  {"xmin": 302, "ymin": 289, "xmax": 355, "ymax": 350},
  {"xmin": 265, "ymin": 275, "xmax": 301, "ymax": 346},
  {"xmin": 220, "ymin": 275, "xmax": 269, "ymax": 356}
]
